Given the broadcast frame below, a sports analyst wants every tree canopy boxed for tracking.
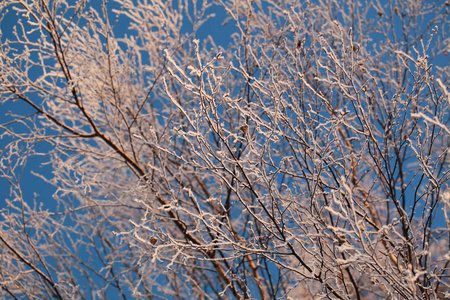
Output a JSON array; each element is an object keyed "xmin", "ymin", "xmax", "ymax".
[{"xmin": 0, "ymin": 0, "xmax": 449, "ymax": 299}]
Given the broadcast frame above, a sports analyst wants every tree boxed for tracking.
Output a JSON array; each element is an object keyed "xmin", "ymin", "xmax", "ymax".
[{"xmin": 0, "ymin": 0, "xmax": 449, "ymax": 298}]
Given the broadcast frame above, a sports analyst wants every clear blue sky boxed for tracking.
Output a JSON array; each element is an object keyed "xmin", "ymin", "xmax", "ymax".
[{"xmin": 0, "ymin": 1, "xmax": 238, "ymax": 210}]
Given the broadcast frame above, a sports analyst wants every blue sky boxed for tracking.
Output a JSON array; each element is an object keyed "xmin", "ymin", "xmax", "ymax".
[
  {"xmin": 2, "ymin": 1, "xmax": 447, "ymax": 211},
  {"xmin": 0, "ymin": 1, "xmax": 239, "ymax": 208}
]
